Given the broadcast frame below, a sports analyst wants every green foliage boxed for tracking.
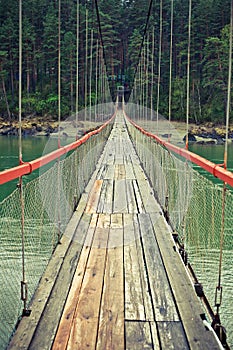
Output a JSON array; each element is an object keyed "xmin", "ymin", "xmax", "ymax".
[{"xmin": 0, "ymin": 0, "xmax": 232, "ymax": 122}]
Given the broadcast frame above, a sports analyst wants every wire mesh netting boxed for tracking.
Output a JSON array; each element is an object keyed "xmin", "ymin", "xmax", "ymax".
[
  {"xmin": 126, "ymin": 116, "xmax": 233, "ymax": 348},
  {"xmin": 0, "ymin": 120, "xmax": 113, "ymax": 350}
]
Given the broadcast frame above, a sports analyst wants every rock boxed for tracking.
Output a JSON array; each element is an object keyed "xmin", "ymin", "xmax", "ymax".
[{"xmin": 183, "ymin": 133, "xmax": 197, "ymax": 143}]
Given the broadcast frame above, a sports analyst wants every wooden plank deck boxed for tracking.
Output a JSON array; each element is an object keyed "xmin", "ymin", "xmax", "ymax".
[{"xmin": 8, "ymin": 112, "xmax": 221, "ymax": 350}]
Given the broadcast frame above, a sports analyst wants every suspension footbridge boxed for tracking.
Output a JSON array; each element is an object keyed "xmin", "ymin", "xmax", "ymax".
[
  {"xmin": 0, "ymin": 0, "xmax": 233, "ymax": 349},
  {"xmin": 6, "ymin": 112, "xmax": 222, "ymax": 350}
]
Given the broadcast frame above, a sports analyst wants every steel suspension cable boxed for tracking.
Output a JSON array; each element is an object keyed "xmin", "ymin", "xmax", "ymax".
[
  {"xmin": 151, "ymin": 26, "xmax": 155, "ymax": 120},
  {"xmin": 186, "ymin": 0, "xmax": 192, "ymax": 150},
  {"xmin": 85, "ymin": 8, "xmax": 88, "ymax": 121},
  {"xmin": 168, "ymin": 0, "xmax": 174, "ymax": 141},
  {"xmin": 215, "ymin": 0, "xmax": 233, "ymax": 319},
  {"xmin": 95, "ymin": 39, "xmax": 99, "ymax": 121},
  {"xmin": 76, "ymin": 0, "xmax": 80, "ymax": 138},
  {"xmin": 131, "ymin": 0, "xmax": 153, "ymax": 95},
  {"xmin": 57, "ymin": 0, "xmax": 62, "ymax": 242},
  {"xmin": 19, "ymin": 0, "xmax": 28, "ymax": 316},
  {"xmin": 156, "ymin": 0, "xmax": 163, "ymax": 133},
  {"xmin": 89, "ymin": 29, "xmax": 94, "ymax": 114},
  {"xmin": 94, "ymin": 0, "xmax": 112, "ymax": 98},
  {"xmin": 224, "ymin": 0, "xmax": 233, "ymax": 169},
  {"xmin": 146, "ymin": 33, "xmax": 149, "ymax": 119}
]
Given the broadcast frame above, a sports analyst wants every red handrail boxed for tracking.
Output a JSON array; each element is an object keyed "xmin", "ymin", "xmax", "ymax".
[
  {"xmin": 0, "ymin": 113, "xmax": 116, "ymax": 185},
  {"xmin": 126, "ymin": 114, "xmax": 233, "ymax": 188}
]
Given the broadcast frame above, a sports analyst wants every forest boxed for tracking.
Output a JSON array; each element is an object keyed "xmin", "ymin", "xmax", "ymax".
[{"xmin": 0, "ymin": 0, "xmax": 232, "ymax": 123}]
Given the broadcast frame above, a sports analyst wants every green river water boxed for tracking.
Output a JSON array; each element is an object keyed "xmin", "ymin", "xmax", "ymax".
[{"xmin": 0, "ymin": 136, "xmax": 233, "ymax": 348}]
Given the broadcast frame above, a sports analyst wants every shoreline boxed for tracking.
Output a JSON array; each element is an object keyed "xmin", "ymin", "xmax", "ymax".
[{"xmin": 1, "ymin": 117, "xmax": 233, "ymax": 145}]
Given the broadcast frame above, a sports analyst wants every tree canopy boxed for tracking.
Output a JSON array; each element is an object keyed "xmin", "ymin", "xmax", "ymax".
[{"xmin": 0, "ymin": 0, "xmax": 232, "ymax": 122}]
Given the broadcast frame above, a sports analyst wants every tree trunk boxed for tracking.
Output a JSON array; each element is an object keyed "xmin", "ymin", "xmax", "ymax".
[
  {"xmin": 2, "ymin": 77, "xmax": 11, "ymax": 121},
  {"xmin": 70, "ymin": 54, "xmax": 74, "ymax": 113}
]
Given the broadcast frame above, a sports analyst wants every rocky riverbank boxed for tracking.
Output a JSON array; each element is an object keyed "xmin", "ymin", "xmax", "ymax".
[
  {"xmin": 1, "ymin": 117, "xmax": 233, "ymax": 145},
  {"xmin": 0, "ymin": 117, "xmax": 59, "ymax": 137},
  {"xmin": 0, "ymin": 117, "xmax": 101, "ymax": 138},
  {"xmin": 185, "ymin": 123, "xmax": 233, "ymax": 144}
]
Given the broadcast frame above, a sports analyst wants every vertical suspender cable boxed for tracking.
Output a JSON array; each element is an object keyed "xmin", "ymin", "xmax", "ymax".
[
  {"xmin": 186, "ymin": 0, "xmax": 192, "ymax": 150},
  {"xmin": 19, "ymin": 0, "xmax": 23, "ymax": 165},
  {"xmin": 58, "ymin": 0, "xmax": 61, "ymax": 148},
  {"xmin": 146, "ymin": 33, "xmax": 150, "ymax": 120},
  {"xmin": 215, "ymin": 0, "xmax": 233, "ymax": 319},
  {"xmin": 95, "ymin": 39, "xmax": 99, "ymax": 121},
  {"xmin": 168, "ymin": 0, "xmax": 174, "ymax": 140},
  {"xmin": 57, "ymin": 0, "xmax": 62, "ymax": 241},
  {"xmin": 151, "ymin": 27, "xmax": 155, "ymax": 120},
  {"xmin": 85, "ymin": 8, "xmax": 88, "ymax": 121},
  {"xmin": 19, "ymin": 0, "xmax": 28, "ymax": 316},
  {"xmin": 130, "ymin": 0, "xmax": 153, "ymax": 99},
  {"xmin": 89, "ymin": 29, "xmax": 94, "ymax": 116},
  {"xmin": 224, "ymin": 0, "xmax": 233, "ymax": 169},
  {"xmin": 156, "ymin": 0, "xmax": 163, "ymax": 134},
  {"xmin": 76, "ymin": 0, "xmax": 80, "ymax": 139},
  {"xmin": 142, "ymin": 46, "xmax": 145, "ymax": 120}
]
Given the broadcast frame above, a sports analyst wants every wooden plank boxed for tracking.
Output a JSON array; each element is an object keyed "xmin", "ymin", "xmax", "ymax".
[
  {"xmin": 138, "ymin": 213, "xmax": 179, "ymax": 322},
  {"xmin": 115, "ymin": 155, "xmax": 124, "ymax": 165},
  {"xmin": 97, "ymin": 179, "xmax": 108, "ymax": 213},
  {"xmin": 125, "ymin": 321, "xmax": 154, "ymax": 350},
  {"xmin": 124, "ymin": 214, "xmax": 146, "ymax": 321},
  {"xmin": 114, "ymin": 164, "xmax": 126, "ymax": 180},
  {"xmin": 150, "ymin": 321, "xmax": 162, "ymax": 349},
  {"xmin": 52, "ymin": 214, "xmax": 98, "ymax": 350},
  {"xmin": 96, "ymin": 215, "xmax": 124, "ymax": 350},
  {"xmin": 131, "ymin": 162, "xmax": 161, "ymax": 213},
  {"xmin": 29, "ymin": 213, "xmax": 92, "ymax": 350},
  {"xmin": 157, "ymin": 321, "xmax": 188, "ymax": 349},
  {"xmin": 124, "ymin": 163, "xmax": 136, "ymax": 180},
  {"xmin": 126, "ymin": 180, "xmax": 138, "ymax": 214},
  {"xmin": 132, "ymin": 214, "xmax": 154, "ymax": 321},
  {"xmin": 150, "ymin": 212, "xmax": 220, "ymax": 350},
  {"xmin": 102, "ymin": 180, "xmax": 114, "ymax": 214},
  {"xmin": 104, "ymin": 165, "xmax": 115, "ymax": 179},
  {"xmin": 132, "ymin": 180, "xmax": 144, "ymax": 213},
  {"xmin": 67, "ymin": 214, "xmax": 110, "ymax": 350},
  {"xmin": 7, "ymin": 208, "xmax": 88, "ymax": 350},
  {"xmin": 113, "ymin": 179, "xmax": 128, "ymax": 213},
  {"xmin": 85, "ymin": 179, "xmax": 103, "ymax": 213}
]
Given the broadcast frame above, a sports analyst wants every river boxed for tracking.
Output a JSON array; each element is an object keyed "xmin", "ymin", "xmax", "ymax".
[{"xmin": 0, "ymin": 135, "xmax": 233, "ymax": 348}]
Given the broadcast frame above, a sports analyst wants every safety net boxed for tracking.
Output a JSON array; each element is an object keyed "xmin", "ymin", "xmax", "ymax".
[
  {"xmin": 125, "ymin": 108, "xmax": 233, "ymax": 348},
  {"xmin": 0, "ymin": 112, "xmax": 114, "ymax": 349}
]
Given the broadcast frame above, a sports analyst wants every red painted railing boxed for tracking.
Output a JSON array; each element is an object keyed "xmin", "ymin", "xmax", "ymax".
[
  {"xmin": 0, "ymin": 114, "xmax": 115, "ymax": 185},
  {"xmin": 126, "ymin": 115, "xmax": 233, "ymax": 188}
]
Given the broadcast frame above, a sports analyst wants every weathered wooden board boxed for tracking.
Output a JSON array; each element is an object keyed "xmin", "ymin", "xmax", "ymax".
[
  {"xmin": 7, "ymin": 206, "xmax": 89, "ymax": 350},
  {"xmin": 130, "ymin": 158, "xmax": 161, "ymax": 213},
  {"xmin": 132, "ymin": 180, "xmax": 144, "ymax": 213},
  {"xmin": 52, "ymin": 214, "xmax": 98, "ymax": 350},
  {"xmin": 113, "ymin": 179, "xmax": 128, "ymax": 213},
  {"xmin": 138, "ymin": 213, "xmax": 179, "ymax": 322},
  {"xmin": 104, "ymin": 165, "xmax": 115, "ymax": 179},
  {"xmin": 150, "ymin": 212, "xmax": 221, "ymax": 350},
  {"xmin": 66, "ymin": 214, "xmax": 110, "ymax": 349},
  {"xmin": 102, "ymin": 179, "xmax": 114, "ymax": 214},
  {"xmin": 125, "ymin": 180, "xmax": 138, "ymax": 213},
  {"xmin": 125, "ymin": 321, "xmax": 154, "ymax": 350},
  {"xmin": 85, "ymin": 179, "xmax": 103, "ymax": 213},
  {"xmin": 132, "ymin": 214, "xmax": 154, "ymax": 321},
  {"xmin": 124, "ymin": 214, "xmax": 146, "ymax": 321},
  {"xmin": 96, "ymin": 215, "xmax": 124, "ymax": 350},
  {"xmin": 157, "ymin": 321, "xmax": 188, "ymax": 349},
  {"xmin": 114, "ymin": 164, "xmax": 126, "ymax": 180},
  {"xmin": 29, "ymin": 213, "xmax": 92, "ymax": 350}
]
